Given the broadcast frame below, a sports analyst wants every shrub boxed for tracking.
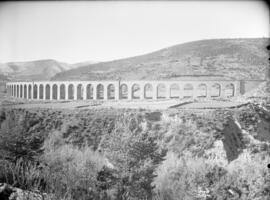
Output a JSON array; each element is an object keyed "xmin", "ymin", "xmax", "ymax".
[
  {"xmin": 41, "ymin": 130, "xmax": 108, "ymax": 199},
  {"xmin": 0, "ymin": 158, "xmax": 47, "ymax": 191}
]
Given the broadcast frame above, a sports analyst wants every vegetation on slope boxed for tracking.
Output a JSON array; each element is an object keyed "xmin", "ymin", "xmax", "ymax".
[
  {"xmin": 0, "ymin": 59, "xmax": 73, "ymax": 81},
  {"xmin": 52, "ymin": 38, "xmax": 269, "ymax": 81},
  {"xmin": 0, "ymin": 105, "xmax": 269, "ymax": 200}
]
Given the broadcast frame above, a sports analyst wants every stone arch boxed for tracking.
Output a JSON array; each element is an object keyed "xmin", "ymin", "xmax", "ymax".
[
  {"xmin": 28, "ymin": 84, "xmax": 32, "ymax": 99},
  {"xmin": 24, "ymin": 85, "xmax": 27, "ymax": 98},
  {"xmin": 45, "ymin": 84, "xmax": 50, "ymax": 100},
  {"xmin": 68, "ymin": 84, "xmax": 74, "ymax": 100},
  {"xmin": 86, "ymin": 84, "xmax": 93, "ymax": 99},
  {"xmin": 210, "ymin": 83, "xmax": 221, "ymax": 97},
  {"xmin": 157, "ymin": 84, "xmax": 166, "ymax": 99},
  {"xmin": 183, "ymin": 83, "xmax": 194, "ymax": 98},
  {"xmin": 120, "ymin": 84, "xmax": 128, "ymax": 99},
  {"xmin": 144, "ymin": 83, "xmax": 153, "ymax": 99},
  {"xmin": 39, "ymin": 84, "xmax": 44, "ymax": 99},
  {"xmin": 20, "ymin": 85, "xmax": 23, "ymax": 98},
  {"xmin": 170, "ymin": 84, "xmax": 180, "ymax": 98},
  {"xmin": 132, "ymin": 84, "xmax": 140, "ymax": 99},
  {"xmin": 33, "ymin": 84, "xmax": 38, "ymax": 99},
  {"xmin": 225, "ymin": 83, "xmax": 235, "ymax": 97},
  {"xmin": 60, "ymin": 84, "xmax": 65, "ymax": 100},
  {"xmin": 16, "ymin": 85, "xmax": 19, "ymax": 97},
  {"xmin": 77, "ymin": 84, "xmax": 83, "ymax": 100},
  {"xmin": 107, "ymin": 84, "xmax": 115, "ymax": 99},
  {"xmin": 52, "ymin": 84, "xmax": 58, "ymax": 100},
  {"xmin": 197, "ymin": 83, "xmax": 207, "ymax": 98},
  {"xmin": 97, "ymin": 84, "xmax": 104, "ymax": 99}
]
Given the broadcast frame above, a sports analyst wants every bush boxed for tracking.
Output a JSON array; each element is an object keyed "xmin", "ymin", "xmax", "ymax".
[{"xmin": 41, "ymin": 130, "xmax": 108, "ymax": 199}]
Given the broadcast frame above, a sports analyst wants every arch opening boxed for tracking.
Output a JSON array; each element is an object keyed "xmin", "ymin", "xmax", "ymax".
[
  {"xmin": 97, "ymin": 84, "xmax": 104, "ymax": 99},
  {"xmin": 86, "ymin": 84, "xmax": 93, "ymax": 99},
  {"xmin": 76, "ymin": 84, "xmax": 83, "ymax": 100},
  {"xmin": 20, "ymin": 85, "xmax": 23, "ymax": 98},
  {"xmin": 39, "ymin": 85, "xmax": 44, "ymax": 99},
  {"xmin": 28, "ymin": 85, "xmax": 32, "ymax": 99},
  {"xmin": 210, "ymin": 83, "xmax": 221, "ymax": 97},
  {"xmin": 52, "ymin": 84, "xmax": 58, "ymax": 100},
  {"xmin": 107, "ymin": 84, "xmax": 115, "ymax": 99},
  {"xmin": 68, "ymin": 84, "xmax": 74, "ymax": 100},
  {"xmin": 45, "ymin": 84, "xmax": 50, "ymax": 100},
  {"xmin": 60, "ymin": 84, "xmax": 65, "ymax": 100},
  {"xmin": 157, "ymin": 84, "xmax": 166, "ymax": 99},
  {"xmin": 33, "ymin": 84, "xmax": 38, "ymax": 99},
  {"xmin": 225, "ymin": 84, "xmax": 235, "ymax": 97},
  {"xmin": 144, "ymin": 83, "xmax": 153, "ymax": 99},
  {"xmin": 197, "ymin": 84, "xmax": 207, "ymax": 98},
  {"xmin": 170, "ymin": 84, "xmax": 180, "ymax": 98},
  {"xmin": 16, "ymin": 85, "xmax": 19, "ymax": 97},
  {"xmin": 120, "ymin": 84, "xmax": 128, "ymax": 99},
  {"xmin": 183, "ymin": 83, "xmax": 194, "ymax": 98},
  {"xmin": 24, "ymin": 85, "xmax": 27, "ymax": 99},
  {"xmin": 14, "ymin": 85, "xmax": 17, "ymax": 97},
  {"xmin": 132, "ymin": 84, "xmax": 140, "ymax": 99},
  {"xmin": 14, "ymin": 85, "xmax": 16, "ymax": 97}
]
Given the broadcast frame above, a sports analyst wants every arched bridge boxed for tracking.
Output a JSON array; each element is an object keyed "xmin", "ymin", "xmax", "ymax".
[{"xmin": 6, "ymin": 80, "xmax": 240, "ymax": 101}]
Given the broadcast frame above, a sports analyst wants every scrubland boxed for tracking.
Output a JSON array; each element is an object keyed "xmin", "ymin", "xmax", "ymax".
[{"xmin": 0, "ymin": 102, "xmax": 269, "ymax": 200}]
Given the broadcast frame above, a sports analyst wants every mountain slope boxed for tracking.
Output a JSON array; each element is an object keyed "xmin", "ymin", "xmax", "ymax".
[
  {"xmin": 52, "ymin": 38, "xmax": 270, "ymax": 81},
  {"xmin": 0, "ymin": 59, "xmax": 75, "ymax": 81}
]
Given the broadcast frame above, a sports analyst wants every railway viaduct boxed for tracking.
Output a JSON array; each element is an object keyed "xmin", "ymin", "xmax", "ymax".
[{"xmin": 6, "ymin": 80, "xmax": 240, "ymax": 101}]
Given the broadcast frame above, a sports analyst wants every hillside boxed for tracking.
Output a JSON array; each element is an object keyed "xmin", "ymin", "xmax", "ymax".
[
  {"xmin": 52, "ymin": 38, "xmax": 270, "ymax": 81},
  {"xmin": 0, "ymin": 104, "xmax": 269, "ymax": 199},
  {"xmin": 0, "ymin": 59, "xmax": 75, "ymax": 81}
]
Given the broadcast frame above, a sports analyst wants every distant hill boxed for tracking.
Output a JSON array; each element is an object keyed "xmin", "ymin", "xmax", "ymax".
[
  {"xmin": 52, "ymin": 38, "xmax": 270, "ymax": 81},
  {"xmin": 0, "ymin": 59, "xmax": 77, "ymax": 81},
  {"xmin": 71, "ymin": 61, "xmax": 99, "ymax": 69}
]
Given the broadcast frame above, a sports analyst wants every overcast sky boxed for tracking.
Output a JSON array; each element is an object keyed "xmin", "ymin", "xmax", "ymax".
[{"xmin": 0, "ymin": 1, "xmax": 269, "ymax": 64}]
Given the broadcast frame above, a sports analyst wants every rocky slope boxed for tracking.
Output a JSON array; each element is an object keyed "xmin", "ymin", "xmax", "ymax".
[
  {"xmin": 52, "ymin": 38, "xmax": 269, "ymax": 81},
  {"xmin": 0, "ymin": 103, "xmax": 269, "ymax": 200}
]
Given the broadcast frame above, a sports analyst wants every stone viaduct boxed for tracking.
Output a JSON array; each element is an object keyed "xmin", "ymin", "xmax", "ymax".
[{"xmin": 6, "ymin": 80, "xmax": 240, "ymax": 101}]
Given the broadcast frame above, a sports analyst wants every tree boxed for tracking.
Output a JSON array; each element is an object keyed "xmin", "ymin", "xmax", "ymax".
[{"xmin": 99, "ymin": 114, "xmax": 166, "ymax": 200}]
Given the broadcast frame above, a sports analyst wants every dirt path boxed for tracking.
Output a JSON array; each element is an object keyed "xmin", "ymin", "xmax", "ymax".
[{"xmin": 1, "ymin": 96, "xmax": 246, "ymax": 110}]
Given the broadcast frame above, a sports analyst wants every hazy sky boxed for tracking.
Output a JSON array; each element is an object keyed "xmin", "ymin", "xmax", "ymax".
[{"xmin": 0, "ymin": 1, "xmax": 269, "ymax": 63}]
